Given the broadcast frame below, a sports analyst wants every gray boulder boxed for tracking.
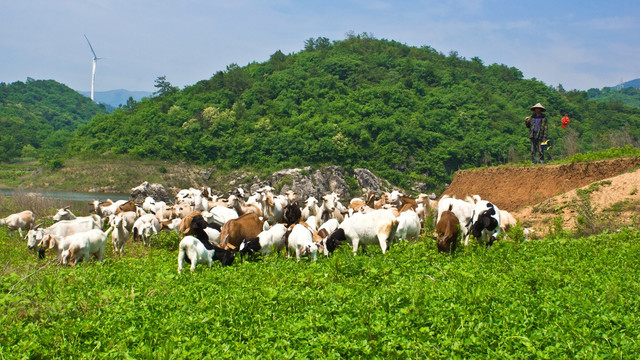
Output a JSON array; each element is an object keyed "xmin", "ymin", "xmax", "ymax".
[{"xmin": 130, "ymin": 181, "xmax": 172, "ymax": 204}]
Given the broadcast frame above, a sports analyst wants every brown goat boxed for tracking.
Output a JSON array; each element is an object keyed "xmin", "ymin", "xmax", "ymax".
[
  {"xmin": 219, "ymin": 213, "xmax": 265, "ymax": 250},
  {"xmin": 115, "ymin": 200, "xmax": 137, "ymax": 214},
  {"xmin": 436, "ymin": 204, "xmax": 460, "ymax": 254},
  {"xmin": 178, "ymin": 211, "xmax": 203, "ymax": 235}
]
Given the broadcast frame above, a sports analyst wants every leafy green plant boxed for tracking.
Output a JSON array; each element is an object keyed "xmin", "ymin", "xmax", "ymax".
[
  {"xmin": 1, "ymin": 227, "xmax": 640, "ymax": 358},
  {"xmin": 507, "ymin": 220, "xmax": 525, "ymax": 242},
  {"xmin": 562, "ymin": 146, "xmax": 640, "ymax": 164}
]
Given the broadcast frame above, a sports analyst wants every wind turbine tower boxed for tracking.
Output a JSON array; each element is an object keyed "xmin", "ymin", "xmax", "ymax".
[{"xmin": 83, "ymin": 34, "xmax": 102, "ymax": 101}]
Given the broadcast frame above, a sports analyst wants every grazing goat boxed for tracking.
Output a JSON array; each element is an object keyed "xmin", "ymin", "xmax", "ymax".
[
  {"xmin": 436, "ymin": 204, "xmax": 460, "ymax": 254},
  {"xmin": 90, "ymin": 199, "xmax": 127, "ymax": 218},
  {"xmin": 499, "ymin": 210, "xmax": 517, "ymax": 233},
  {"xmin": 0, "ymin": 210, "xmax": 34, "ymax": 238},
  {"xmin": 469, "ymin": 200, "xmax": 501, "ymax": 248},
  {"xmin": 219, "ymin": 213, "xmax": 266, "ymax": 250},
  {"xmin": 54, "ymin": 207, "xmax": 104, "ymax": 229},
  {"xmin": 239, "ymin": 223, "xmax": 288, "ymax": 257},
  {"xmin": 59, "ymin": 229, "xmax": 109, "ymax": 266},
  {"xmin": 177, "ymin": 236, "xmax": 235, "ymax": 273},
  {"xmin": 325, "ymin": 209, "xmax": 398, "ymax": 256},
  {"xmin": 132, "ymin": 214, "xmax": 160, "ymax": 245},
  {"xmin": 287, "ymin": 223, "xmax": 318, "ymax": 261},
  {"xmin": 190, "ymin": 215, "xmax": 221, "ymax": 247},
  {"xmin": 394, "ymin": 210, "xmax": 421, "ymax": 242},
  {"xmin": 205, "ymin": 206, "xmax": 239, "ymax": 227},
  {"xmin": 437, "ymin": 195, "xmax": 475, "ymax": 244},
  {"xmin": 115, "ymin": 200, "xmax": 136, "ymax": 215},
  {"xmin": 26, "ymin": 218, "xmax": 101, "ymax": 252}
]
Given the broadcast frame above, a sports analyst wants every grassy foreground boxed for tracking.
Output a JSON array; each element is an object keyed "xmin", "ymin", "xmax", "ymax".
[{"xmin": 1, "ymin": 228, "xmax": 639, "ymax": 359}]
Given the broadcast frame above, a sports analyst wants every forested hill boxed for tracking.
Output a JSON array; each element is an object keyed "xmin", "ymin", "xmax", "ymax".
[
  {"xmin": 69, "ymin": 35, "xmax": 640, "ymax": 190},
  {"xmin": 0, "ymin": 79, "xmax": 108, "ymax": 161},
  {"xmin": 588, "ymin": 86, "xmax": 640, "ymax": 108}
]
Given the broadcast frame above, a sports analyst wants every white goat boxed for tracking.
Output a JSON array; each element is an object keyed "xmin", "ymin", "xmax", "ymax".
[
  {"xmin": 325, "ymin": 209, "xmax": 399, "ymax": 256},
  {"xmin": 287, "ymin": 223, "xmax": 318, "ymax": 261},
  {"xmin": 177, "ymin": 235, "xmax": 235, "ymax": 273},
  {"xmin": 204, "ymin": 206, "xmax": 239, "ymax": 227},
  {"xmin": 394, "ymin": 210, "xmax": 421, "ymax": 242},
  {"xmin": 0, "ymin": 210, "xmax": 34, "ymax": 238},
  {"xmin": 132, "ymin": 214, "xmax": 160, "ymax": 245},
  {"xmin": 26, "ymin": 217, "xmax": 101, "ymax": 251},
  {"xmin": 258, "ymin": 189, "xmax": 284, "ymax": 225},
  {"xmin": 301, "ymin": 197, "xmax": 320, "ymax": 221},
  {"xmin": 90, "ymin": 199, "xmax": 127, "ymax": 218},
  {"xmin": 319, "ymin": 193, "xmax": 343, "ymax": 222},
  {"xmin": 109, "ymin": 214, "xmax": 130, "ymax": 254},
  {"xmin": 54, "ymin": 207, "xmax": 104, "ymax": 229},
  {"xmin": 110, "ymin": 211, "xmax": 137, "ymax": 231},
  {"xmin": 469, "ymin": 200, "xmax": 502, "ymax": 247},
  {"xmin": 238, "ymin": 223, "xmax": 288, "ymax": 256},
  {"xmin": 499, "ymin": 209, "xmax": 517, "ymax": 233},
  {"xmin": 59, "ymin": 229, "xmax": 109, "ymax": 266}
]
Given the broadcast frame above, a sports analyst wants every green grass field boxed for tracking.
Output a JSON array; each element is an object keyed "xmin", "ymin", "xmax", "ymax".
[{"xmin": 1, "ymin": 227, "xmax": 639, "ymax": 359}]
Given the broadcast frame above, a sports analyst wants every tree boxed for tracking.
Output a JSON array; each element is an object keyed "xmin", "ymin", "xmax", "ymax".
[
  {"xmin": 153, "ymin": 75, "xmax": 178, "ymax": 97},
  {"xmin": 122, "ymin": 96, "xmax": 137, "ymax": 111}
]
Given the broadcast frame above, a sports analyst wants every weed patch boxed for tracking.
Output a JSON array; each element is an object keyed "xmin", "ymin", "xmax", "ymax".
[{"xmin": 1, "ymin": 227, "xmax": 639, "ymax": 358}]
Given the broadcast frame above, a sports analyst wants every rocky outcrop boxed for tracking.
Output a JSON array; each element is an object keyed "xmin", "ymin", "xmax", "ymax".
[
  {"xmin": 353, "ymin": 168, "xmax": 388, "ymax": 193},
  {"xmin": 241, "ymin": 166, "xmax": 393, "ymax": 201},
  {"xmin": 130, "ymin": 181, "xmax": 172, "ymax": 203},
  {"xmin": 130, "ymin": 166, "xmax": 407, "ymax": 204}
]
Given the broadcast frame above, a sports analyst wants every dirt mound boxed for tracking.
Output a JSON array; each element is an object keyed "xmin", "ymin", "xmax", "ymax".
[
  {"xmin": 442, "ymin": 158, "xmax": 640, "ymax": 212},
  {"xmin": 512, "ymin": 167, "xmax": 640, "ymax": 235}
]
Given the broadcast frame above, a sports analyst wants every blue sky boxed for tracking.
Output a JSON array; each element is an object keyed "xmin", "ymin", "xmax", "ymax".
[{"xmin": 1, "ymin": 1, "xmax": 638, "ymax": 92}]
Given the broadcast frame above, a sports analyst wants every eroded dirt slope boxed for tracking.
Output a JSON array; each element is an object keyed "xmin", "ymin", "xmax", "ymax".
[{"xmin": 442, "ymin": 158, "xmax": 640, "ymax": 212}]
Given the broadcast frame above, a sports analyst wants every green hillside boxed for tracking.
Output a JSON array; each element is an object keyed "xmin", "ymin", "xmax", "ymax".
[
  {"xmin": 587, "ymin": 86, "xmax": 640, "ymax": 108},
  {"xmin": 25, "ymin": 36, "xmax": 640, "ymax": 190},
  {"xmin": 0, "ymin": 79, "xmax": 108, "ymax": 161}
]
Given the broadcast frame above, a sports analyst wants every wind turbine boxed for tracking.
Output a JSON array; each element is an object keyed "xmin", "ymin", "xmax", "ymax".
[{"xmin": 83, "ymin": 34, "xmax": 102, "ymax": 101}]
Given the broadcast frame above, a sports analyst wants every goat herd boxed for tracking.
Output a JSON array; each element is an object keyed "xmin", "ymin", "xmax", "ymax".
[{"xmin": 0, "ymin": 186, "xmax": 524, "ymax": 273}]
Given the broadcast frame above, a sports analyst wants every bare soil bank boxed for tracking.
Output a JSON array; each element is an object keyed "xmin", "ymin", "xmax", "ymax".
[{"xmin": 442, "ymin": 158, "xmax": 640, "ymax": 212}]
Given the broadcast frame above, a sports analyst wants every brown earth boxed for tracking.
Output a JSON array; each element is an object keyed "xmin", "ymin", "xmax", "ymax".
[{"xmin": 442, "ymin": 158, "xmax": 640, "ymax": 235}]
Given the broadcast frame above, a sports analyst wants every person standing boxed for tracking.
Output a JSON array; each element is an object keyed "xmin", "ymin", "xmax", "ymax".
[{"xmin": 525, "ymin": 103, "xmax": 548, "ymax": 164}]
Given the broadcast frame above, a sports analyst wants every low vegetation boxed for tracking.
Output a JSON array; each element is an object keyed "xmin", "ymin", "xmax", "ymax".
[{"xmin": 1, "ymin": 222, "xmax": 639, "ymax": 358}]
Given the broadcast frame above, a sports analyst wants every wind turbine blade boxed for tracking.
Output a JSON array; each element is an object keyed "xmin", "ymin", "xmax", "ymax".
[{"xmin": 83, "ymin": 34, "xmax": 98, "ymax": 59}]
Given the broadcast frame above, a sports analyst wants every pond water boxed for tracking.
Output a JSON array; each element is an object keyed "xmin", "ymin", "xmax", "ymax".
[{"xmin": 0, "ymin": 188, "xmax": 130, "ymax": 202}]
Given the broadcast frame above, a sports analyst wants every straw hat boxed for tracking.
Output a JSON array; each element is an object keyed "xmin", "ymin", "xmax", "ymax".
[{"xmin": 530, "ymin": 103, "xmax": 546, "ymax": 112}]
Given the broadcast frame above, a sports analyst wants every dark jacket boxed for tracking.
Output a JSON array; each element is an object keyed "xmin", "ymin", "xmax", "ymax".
[{"xmin": 525, "ymin": 114, "xmax": 548, "ymax": 140}]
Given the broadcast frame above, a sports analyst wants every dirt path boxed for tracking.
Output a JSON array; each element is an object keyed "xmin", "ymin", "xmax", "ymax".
[{"xmin": 442, "ymin": 158, "xmax": 640, "ymax": 235}]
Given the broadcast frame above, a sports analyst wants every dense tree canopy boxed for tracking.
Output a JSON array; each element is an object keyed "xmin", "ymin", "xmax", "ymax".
[
  {"xmin": 587, "ymin": 86, "xmax": 640, "ymax": 108},
  {"xmin": 0, "ymin": 79, "xmax": 107, "ymax": 161},
  {"xmin": 5, "ymin": 36, "xmax": 640, "ymax": 191}
]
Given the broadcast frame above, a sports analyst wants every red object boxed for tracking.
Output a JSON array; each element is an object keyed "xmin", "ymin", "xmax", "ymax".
[{"xmin": 561, "ymin": 115, "xmax": 570, "ymax": 129}]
